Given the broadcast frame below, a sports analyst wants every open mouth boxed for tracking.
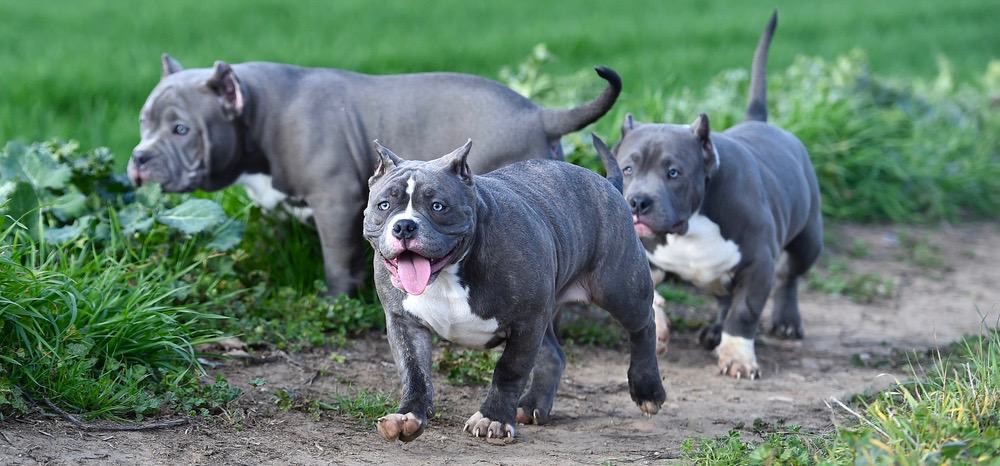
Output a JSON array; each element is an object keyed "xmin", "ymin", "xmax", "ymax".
[
  {"xmin": 634, "ymin": 216, "xmax": 689, "ymax": 238},
  {"xmin": 382, "ymin": 247, "xmax": 458, "ymax": 295}
]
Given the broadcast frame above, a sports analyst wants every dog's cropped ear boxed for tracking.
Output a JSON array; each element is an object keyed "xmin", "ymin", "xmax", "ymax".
[
  {"xmin": 370, "ymin": 140, "xmax": 404, "ymax": 186},
  {"xmin": 205, "ymin": 61, "xmax": 244, "ymax": 119},
  {"xmin": 592, "ymin": 134, "xmax": 623, "ymax": 193},
  {"xmin": 621, "ymin": 113, "xmax": 637, "ymax": 138},
  {"xmin": 439, "ymin": 139, "xmax": 473, "ymax": 185},
  {"xmin": 161, "ymin": 53, "xmax": 183, "ymax": 78},
  {"xmin": 690, "ymin": 113, "xmax": 719, "ymax": 174}
]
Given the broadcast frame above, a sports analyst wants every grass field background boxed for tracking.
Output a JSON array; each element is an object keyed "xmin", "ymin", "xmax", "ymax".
[{"xmin": 2, "ymin": 0, "xmax": 998, "ymax": 162}]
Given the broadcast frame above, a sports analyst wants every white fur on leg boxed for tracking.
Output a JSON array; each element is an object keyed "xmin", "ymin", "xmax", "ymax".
[
  {"xmin": 715, "ymin": 332, "xmax": 759, "ymax": 380},
  {"xmin": 652, "ymin": 292, "xmax": 670, "ymax": 355}
]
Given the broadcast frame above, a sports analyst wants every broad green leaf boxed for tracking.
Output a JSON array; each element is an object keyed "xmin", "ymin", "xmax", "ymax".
[
  {"xmin": 0, "ymin": 143, "xmax": 27, "ymax": 181},
  {"xmin": 43, "ymin": 216, "xmax": 94, "ymax": 245},
  {"xmin": 0, "ymin": 181, "xmax": 40, "ymax": 239},
  {"xmin": 135, "ymin": 184, "xmax": 163, "ymax": 208},
  {"xmin": 156, "ymin": 198, "xmax": 226, "ymax": 234},
  {"xmin": 117, "ymin": 204, "xmax": 154, "ymax": 234},
  {"xmin": 50, "ymin": 190, "xmax": 88, "ymax": 222},
  {"xmin": 206, "ymin": 220, "xmax": 245, "ymax": 251},
  {"xmin": 20, "ymin": 146, "xmax": 72, "ymax": 190}
]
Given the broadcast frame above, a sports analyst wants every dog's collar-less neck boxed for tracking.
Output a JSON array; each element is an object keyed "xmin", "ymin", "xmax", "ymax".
[{"xmin": 231, "ymin": 93, "xmax": 269, "ymax": 175}]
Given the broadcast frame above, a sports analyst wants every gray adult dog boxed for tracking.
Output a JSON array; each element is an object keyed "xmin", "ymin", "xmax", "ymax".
[
  {"xmin": 128, "ymin": 56, "xmax": 621, "ymax": 295},
  {"xmin": 363, "ymin": 139, "xmax": 665, "ymax": 443},
  {"xmin": 593, "ymin": 11, "xmax": 822, "ymax": 379}
]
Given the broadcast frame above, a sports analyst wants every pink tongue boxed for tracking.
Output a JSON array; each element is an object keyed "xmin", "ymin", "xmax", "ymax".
[{"xmin": 397, "ymin": 253, "xmax": 432, "ymax": 295}]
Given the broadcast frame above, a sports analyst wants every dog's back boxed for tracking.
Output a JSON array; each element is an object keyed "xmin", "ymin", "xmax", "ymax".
[{"xmin": 476, "ymin": 159, "xmax": 648, "ymax": 293}]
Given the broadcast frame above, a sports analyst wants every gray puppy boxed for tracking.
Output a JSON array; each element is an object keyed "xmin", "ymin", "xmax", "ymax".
[
  {"xmin": 363, "ymin": 139, "xmax": 665, "ymax": 443},
  {"xmin": 128, "ymin": 57, "xmax": 621, "ymax": 295},
  {"xmin": 593, "ymin": 11, "xmax": 822, "ymax": 379}
]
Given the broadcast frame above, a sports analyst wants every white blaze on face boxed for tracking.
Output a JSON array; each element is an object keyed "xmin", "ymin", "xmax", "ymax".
[
  {"xmin": 402, "ymin": 264, "xmax": 499, "ymax": 348},
  {"xmin": 381, "ymin": 176, "xmax": 418, "ymax": 250}
]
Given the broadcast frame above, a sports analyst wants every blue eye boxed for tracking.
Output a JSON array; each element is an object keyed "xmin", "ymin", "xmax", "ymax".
[
  {"xmin": 623, "ymin": 166, "xmax": 633, "ymax": 176},
  {"xmin": 173, "ymin": 124, "xmax": 189, "ymax": 135},
  {"xmin": 431, "ymin": 201, "xmax": 445, "ymax": 212},
  {"xmin": 377, "ymin": 201, "xmax": 390, "ymax": 211},
  {"xmin": 668, "ymin": 168, "xmax": 680, "ymax": 178}
]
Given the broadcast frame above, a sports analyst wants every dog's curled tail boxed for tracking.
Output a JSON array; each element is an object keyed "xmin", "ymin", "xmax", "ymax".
[
  {"xmin": 541, "ymin": 66, "xmax": 622, "ymax": 138},
  {"xmin": 746, "ymin": 10, "xmax": 778, "ymax": 122},
  {"xmin": 591, "ymin": 133, "xmax": 623, "ymax": 193}
]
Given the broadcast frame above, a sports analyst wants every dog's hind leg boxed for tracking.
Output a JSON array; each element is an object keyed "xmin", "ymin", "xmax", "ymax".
[
  {"xmin": 516, "ymin": 322, "xmax": 565, "ymax": 425},
  {"xmin": 769, "ymin": 220, "xmax": 822, "ymax": 339}
]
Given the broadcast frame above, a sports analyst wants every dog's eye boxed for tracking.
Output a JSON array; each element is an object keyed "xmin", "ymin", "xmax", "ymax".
[
  {"xmin": 667, "ymin": 168, "xmax": 680, "ymax": 179},
  {"xmin": 623, "ymin": 166, "xmax": 633, "ymax": 176},
  {"xmin": 431, "ymin": 201, "xmax": 445, "ymax": 212},
  {"xmin": 173, "ymin": 124, "xmax": 189, "ymax": 136},
  {"xmin": 377, "ymin": 201, "xmax": 390, "ymax": 211}
]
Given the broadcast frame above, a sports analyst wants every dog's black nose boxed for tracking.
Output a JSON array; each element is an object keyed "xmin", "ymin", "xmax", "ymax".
[
  {"xmin": 132, "ymin": 150, "xmax": 153, "ymax": 166},
  {"xmin": 629, "ymin": 195, "xmax": 653, "ymax": 215},
  {"xmin": 392, "ymin": 219, "xmax": 418, "ymax": 240}
]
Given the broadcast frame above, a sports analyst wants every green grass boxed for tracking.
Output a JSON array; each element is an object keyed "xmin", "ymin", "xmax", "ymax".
[
  {"xmin": 0, "ymin": 141, "xmax": 378, "ymax": 419},
  {"xmin": 1, "ymin": 0, "xmax": 998, "ymax": 163},
  {"xmin": 272, "ymin": 386, "xmax": 395, "ymax": 423},
  {"xmin": 0, "ymin": 220, "xmax": 229, "ymax": 419},
  {"xmin": 2, "ymin": 0, "xmax": 999, "ymax": 439},
  {"xmin": 434, "ymin": 345, "xmax": 501, "ymax": 386},
  {"xmin": 681, "ymin": 329, "xmax": 1000, "ymax": 465},
  {"xmin": 807, "ymin": 258, "xmax": 896, "ymax": 304},
  {"xmin": 560, "ymin": 319, "xmax": 625, "ymax": 348}
]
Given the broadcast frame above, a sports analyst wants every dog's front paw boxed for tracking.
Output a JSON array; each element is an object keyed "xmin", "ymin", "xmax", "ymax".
[
  {"xmin": 653, "ymin": 293, "xmax": 670, "ymax": 355},
  {"xmin": 376, "ymin": 412, "xmax": 424, "ymax": 442},
  {"xmin": 463, "ymin": 411, "xmax": 515, "ymax": 444},
  {"xmin": 715, "ymin": 332, "xmax": 760, "ymax": 380},
  {"xmin": 627, "ymin": 368, "xmax": 666, "ymax": 416},
  {"xmin": 698, "ymin": 323, "xmax": 722, "ymax": 350}
]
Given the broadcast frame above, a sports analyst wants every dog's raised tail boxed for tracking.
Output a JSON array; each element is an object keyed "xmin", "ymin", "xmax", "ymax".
[
  {"xmin": 746, "ymin": 10, "xmax": 777, "ymax": 122},
  {"xmin": 541, "ymin": 66, "xmax": 622, "ymax": 138},
  {"xmin": 591, "ymin": 133, "xmax": 623, "ymax": 193}
]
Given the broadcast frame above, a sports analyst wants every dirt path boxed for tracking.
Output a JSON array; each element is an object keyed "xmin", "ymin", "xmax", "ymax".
[{"xmin": 4, "ymin": 223, "xmax": 999, "ymax": 465}]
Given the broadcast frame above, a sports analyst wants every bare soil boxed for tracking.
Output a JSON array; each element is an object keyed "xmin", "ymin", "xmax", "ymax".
[{"xmin": 3, "ymin": 223, "xmax": 999, "ymax": 465}]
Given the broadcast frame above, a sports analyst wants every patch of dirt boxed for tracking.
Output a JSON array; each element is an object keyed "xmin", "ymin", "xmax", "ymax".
[{"xmin": 3, "ymin": 223, "xmax": 999, "ymax": 465}]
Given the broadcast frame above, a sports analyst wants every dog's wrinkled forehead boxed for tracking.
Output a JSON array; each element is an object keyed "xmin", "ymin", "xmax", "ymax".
[
  {"xmin": 372, "ymin": 164, "xmax": 468, "ymax": 203},
  {"xmin": 141, "ymin": 70, "xmax": 216, "ymax": 124},
  {"xmin": 619, "ymin": 125, "xmax": 704, "ymax": 172}
]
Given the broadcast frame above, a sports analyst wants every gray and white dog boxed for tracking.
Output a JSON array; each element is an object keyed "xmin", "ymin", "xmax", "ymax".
[
  {"xmin": 128, "ymin": 56, "xmax": 621, "ymax": 295},
  {"xmin": 363, "ymin": 139, "xmax": 665, "ymax": 443},
  {"xmin": 593, "ymin": 11, "xmax": 822, "ymax": 379}
]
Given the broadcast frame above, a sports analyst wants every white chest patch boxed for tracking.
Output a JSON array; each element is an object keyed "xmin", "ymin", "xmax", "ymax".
[
  {"xmin": 237, "ymin": 173, "xmax": 314, "ymax": 223},
  {"xmin": 402, "ymin": 264, "xmax": 499, "ymax": 348},
  {"xmin": 646, "ymin": 213, "xmax": 741, "ymax": 292}
]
